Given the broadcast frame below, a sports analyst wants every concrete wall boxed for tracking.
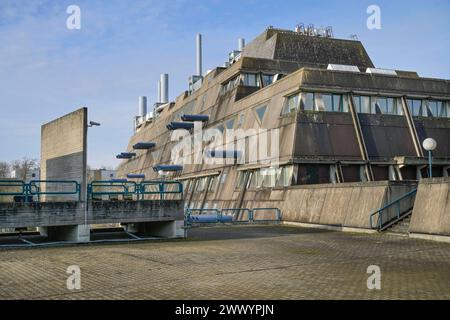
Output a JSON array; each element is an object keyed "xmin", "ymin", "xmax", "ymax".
[
  {"xmin": 243, "ymin": 181, "xmax": 417, "ymax": 229},
  {"xmin": 409, "ymin": 177, "xmax": 450, "ymax": 236},
  {"xmin": 0, "ymin": 200, "xmax": 183, "ymax": 229},
  {"xmin": 40, "ymin": 108, "xmax": 87, "ymax": 201}
]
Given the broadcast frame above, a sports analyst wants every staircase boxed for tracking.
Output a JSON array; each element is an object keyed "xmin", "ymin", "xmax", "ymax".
[{"xmin": 384, "ymin": 211, "xmax": 412, "ymax": 235}]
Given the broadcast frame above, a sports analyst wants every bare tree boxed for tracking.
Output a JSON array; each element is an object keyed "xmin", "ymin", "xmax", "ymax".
[
  {"xmin": 0, "ymin": 161, "xmax": 10, "ymax": 178},
  {"xmin": 11, "ymin": 157, "xmax": 39, "ymax": 180}
]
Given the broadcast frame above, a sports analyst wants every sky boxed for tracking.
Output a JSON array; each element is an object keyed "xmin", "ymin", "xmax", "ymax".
[{"xmin": 0, "ymin": 0, "xmax": 449, "ymax": 169}]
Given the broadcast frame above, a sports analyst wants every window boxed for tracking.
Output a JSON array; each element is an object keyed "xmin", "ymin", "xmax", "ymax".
[
  {"xmin": 236, "ymin": 114, "xmax": 245, "ymax": 129},
  {"xmin": 426, "ymin": 100, "xmax": 448, "ymax": 118},
  {"xmin": 297, "ymin": 165, "xmax": 330, "ymax": 185},
  {"xmin": 261, "ymin": 168, "xmax": 280, "ymax": 188},
  {"xmin": 225, "ymin": 118, "xmax": 235, "ymax": 130},
  {"xmin": 407, "ymin": 99, "xmax": 423, "ymax": 117},
  {"xmin": 220, "ymin": 76, "xmax": 239, "ymax": 95},
  {"xmin": 301, "ymin": 92, "xmax": 315, "ymax": 111},
  {"xmin": 353, "ymin": 95, "xmax": 371, "ymax": 114},
  {"xmin": 242, "ymin": 73, "xmax": 260, "ymax": 87},
  {"xmin": 236, "ymin": 171, "xmax": 248, "ymax": 189},
  {"xmin": 281, "ymin": 94, "xmax": 300, "ymax": 115},
  {"xmin": 196, "ymin": 177, "xmax": 207, "ymax": 192},
  {"xmin": 208, "ymin": 176, "xmax": 217, "ymax": 192},
  {"xmin": 262, "ymin": 74, "xmax": 274, "ymax": 87},
  {"xmin": 255, "ymin": 105, "xmax": 267, "ymax": 123},
  {"xmin": 314, "ymin": 93, "xmax": 347, "ymax": 112},
  {"xmin": 277, "ymin": 166, "xmax": 293, "ymax": 187}
]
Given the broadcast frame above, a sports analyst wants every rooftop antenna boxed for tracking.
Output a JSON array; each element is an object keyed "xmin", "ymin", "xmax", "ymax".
[{"xmin": 349, "ymin": 34, "xmax": 358, "ymax": 40}]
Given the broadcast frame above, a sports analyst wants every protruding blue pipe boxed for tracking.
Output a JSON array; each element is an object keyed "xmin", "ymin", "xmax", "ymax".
[
  {"xmin": 153, "ymin": 165, "xmax": 183, "ymax": 172},
  {"xmin": 181, "ymin": 114, "xmax": 209, "ymax": 122},
  {"xmin": 133, "ymin": 142, "xmax": 156, "ymax": 150},
  {"xmin": 127, "ymin": 174, "xmax": 145, "ymax": 179},
  {"xmin": 167, "ymin": 122, "xmax": 194, "ymax": 130}
]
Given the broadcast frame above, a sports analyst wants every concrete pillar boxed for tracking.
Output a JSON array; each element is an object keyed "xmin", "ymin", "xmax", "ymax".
[{"xmin": 39, "ymin": 224, "xmax": 90, "ymax": 243}]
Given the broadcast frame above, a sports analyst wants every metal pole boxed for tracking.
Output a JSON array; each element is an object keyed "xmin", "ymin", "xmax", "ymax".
[{"xmin": 428, "ymin": 150, "xmax": 433, "ymax": 178}]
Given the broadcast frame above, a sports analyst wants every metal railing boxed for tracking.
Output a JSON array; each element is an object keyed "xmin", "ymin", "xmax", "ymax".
[
  {"xmin": 139, "ymin": 180, "xmax": 183, "ymax": 200},
  {"xmin": 0, "ymin": 180, "xmax": 81, "ymax": 202},
  {"xmin": 88, "ymin": 180, "xmax": 138, "ymax": 200},
  {"xmin": 185, "ymin": 207, "xmax": 282, "ymax": 226},
  {"xmin": 369, "ymin": 189, "xmax": 417, "ymax": 231},
  {"xmin": 87, "ymin": 180, "xmax": 183, "ymax": 201}
]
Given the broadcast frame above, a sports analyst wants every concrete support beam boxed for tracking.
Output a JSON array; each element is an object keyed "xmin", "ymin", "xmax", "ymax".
[
  {"xmin": 125, "ymin": 220, "xmax": 184, "ymax": 238},
  {"xmin": 39, "ymin": 224, "xmax": 90, "ymax": 243}
]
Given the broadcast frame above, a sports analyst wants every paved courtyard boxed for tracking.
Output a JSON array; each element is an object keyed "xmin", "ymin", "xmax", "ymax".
[{"xmin": 0, "ymin": 225, "xmax": 449, "ymax": 299}]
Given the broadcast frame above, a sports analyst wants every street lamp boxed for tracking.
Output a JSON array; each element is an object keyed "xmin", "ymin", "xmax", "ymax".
[{"xmin": 422, "ymin": 138, "xmax": 437, "ymax": 178}]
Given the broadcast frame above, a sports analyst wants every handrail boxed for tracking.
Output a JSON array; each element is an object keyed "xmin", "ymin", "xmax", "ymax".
[
  {"xmin": 369, "ymin": 189, "xmax": 417, "ymax": 230},
  {"xmin": 88, "ymin": 180, "xmax": 137, "ymax": 199},
  {"xmin": 0, "ymin": 180, "xmax": 81, "ymax": 202},
  {"xmin": 88, "ymin": 180, "xmax": 183, "ymax": 200},
  {"xmin": 29, "ymin": 180, "xmax": 81, "ymax": 201},
  {"xmin": 185, "ymin": 207, "xmax": 282, "ymax": 226},
  {"xmin": 0, "ymin": 180, "xmax": 27, "ymax": 196}
]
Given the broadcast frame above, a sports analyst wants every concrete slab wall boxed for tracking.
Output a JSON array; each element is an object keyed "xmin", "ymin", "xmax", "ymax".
[
  {"xmin": 243, "ymin": 181, "xmax": 417, "ymax": 229},
  {"xmin": 0, "ymin": 200, "xmax": 183, "ymax": 229},
  {"xmin": 409, "ymin": 177, "xmax": 450, "ymax": 236},
  {"xmin": 40, "ymin": 108, "xmax": 87, "ymax": 201}
]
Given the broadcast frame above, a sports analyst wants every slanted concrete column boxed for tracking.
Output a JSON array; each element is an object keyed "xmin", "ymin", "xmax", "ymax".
[{"xmin": 39, "ymin": 224, "xmax": 90, "ymax": 243}]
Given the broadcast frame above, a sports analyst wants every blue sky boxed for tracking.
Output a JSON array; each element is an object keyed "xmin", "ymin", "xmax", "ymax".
[{"xmin": 0, "ymin": 0, "xmax": 449, "ymax": 168}]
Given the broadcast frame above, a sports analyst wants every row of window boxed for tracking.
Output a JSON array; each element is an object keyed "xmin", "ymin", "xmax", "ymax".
[
  {"xmin": 220, "ymin": 73, "xmax": 275, "ymax": 95},
  {"xmin": 281, "ymin": 92, "xmax": 450, "ymax": 118},
  {"xmin": 237, "ymin": 166, "xmax": 294, "ymax": 189}
]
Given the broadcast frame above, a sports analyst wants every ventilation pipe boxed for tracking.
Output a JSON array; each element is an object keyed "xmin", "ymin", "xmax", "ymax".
[
  {"xmin": 196, "ymin": 33, "xmax": 202, "ymax": 77},
  {"xmin": 139, "ymin": 96, "xmax": 147, "ymax": 118},
  {"xmin": 238, "ymin": 38, "xmax": 245, "ymax": 51},
  {"xmin": 160, "ymin": 73, "xmax": 169, "ymax": 104},
  {"xmin": 157, "ymin": 80, "xmax": 161, "ymax": 103}
]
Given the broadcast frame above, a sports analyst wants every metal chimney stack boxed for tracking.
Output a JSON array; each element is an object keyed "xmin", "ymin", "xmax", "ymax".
[
  {"xmin": 139, "ymin": 96, "xmax": 147, "ymax": 118},
  {"xmin": 160, "ymin": 73, "xmax": 169, "ymax": 104},
  {"xmin": 238, "ymin": 38, "xmax": 245, "ymax": 51},
  {"xmin": 157, "ymin": 80, "xmax": 161, "ymax": 103},
  {"xmin": 196, "ymin": 33, "xmax": 202, "ymax": 77}
]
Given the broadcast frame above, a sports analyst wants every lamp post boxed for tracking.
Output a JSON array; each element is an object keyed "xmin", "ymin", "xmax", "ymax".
[
  {"xmin": 85, "ymin": 120, "xmax": 101, "ymax": 225},
  {"xmin": 422, "ymin": 138, "xmax": 437, "ymax": 178}
]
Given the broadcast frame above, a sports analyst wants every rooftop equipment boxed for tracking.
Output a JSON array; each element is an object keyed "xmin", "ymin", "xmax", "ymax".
[
  {"xmin": 139, "ymin": 96, "xmax": 147, "ymax": 118},
  {"xmin": 153, "ymin": 165, "xmax": 183, "ymax": 172},
  {"xmin": 181, "ymin": 114, "xmax": 209, "ymax": 122},
  {"xmin": 196, "ymin": 33, "xmax": 202, "ymax": 77},
  {"xmin": 366, "ymin": 68, "xmax": 398, "ymax": 76},
  {"xmin": 327, "ymin": 64, "xmax": 360, "ymax": 73},
  {"xmin": 238, "ymin": 38, "xmax": 245, "ymax": 51},
  {"xmin": 160, "ymin": 74, "xmax": 169, "ymax": 103},
  {"xmin": 132, "ymin": 142, "xmax": 156, "ymax": 150},
  {"xmin": 167, "ymin": 122, "xmax": 195, "ymax": 130}
]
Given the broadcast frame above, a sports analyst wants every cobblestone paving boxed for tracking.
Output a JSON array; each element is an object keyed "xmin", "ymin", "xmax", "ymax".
[{"xmin": 0, "ymin": 225, "xmax": 449, "ymax": 299}]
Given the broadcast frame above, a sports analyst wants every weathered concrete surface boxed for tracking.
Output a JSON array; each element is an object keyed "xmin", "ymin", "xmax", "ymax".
[
  {"xmin": 409, "ymin": 177, "xmax": 450, "ymax": 236},
  {"xmin": 0, "ymin": 200, "xmax": 183, "ymax": 229},
  {"xmin": 1, "ymin": 225, "xmax": 449, "ymax": 300},
  {"xmin": 243, "ymin": 181, "xmax": 417, "ymax": 229},
  {"xmin": 40, "ymin": 108, "xmax": 87, "ymax": 201}
]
